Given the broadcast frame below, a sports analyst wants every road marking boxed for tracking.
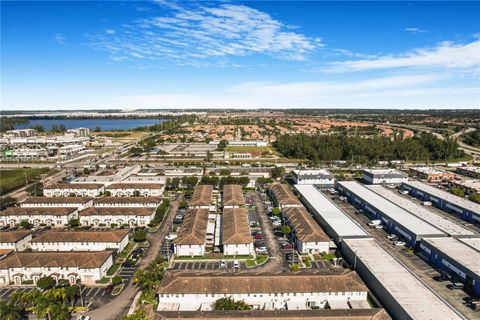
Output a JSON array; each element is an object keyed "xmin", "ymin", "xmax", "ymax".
[
  {"xmin": 85, "ymin": 287, "xmax": 94, "ymax": 296},
  {"xmin": 0, "ymin": 288, "xmax": 12, "ymax": 297},
  {"xmin": 92, "ymin": 287, "xmax": 102, "ymax": 297}
]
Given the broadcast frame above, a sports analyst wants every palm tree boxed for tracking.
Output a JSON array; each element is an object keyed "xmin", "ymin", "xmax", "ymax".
[{"xmin": 0, "ymin": 301, "xmax": 23, "ymax": 320}]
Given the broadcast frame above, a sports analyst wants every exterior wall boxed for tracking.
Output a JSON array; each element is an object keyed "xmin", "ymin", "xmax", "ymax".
[
  {"xmin": 79, "ymin": 213, "xmax": 153, "ymax": 227},
  {"xmin": 0, "ymin": 212, "xmax": 77, "ymax": 228},
  {"xmin": 0, "ymin": 255, "xmax": 113, "ymax": 286},
  {"xmin": 157, "ymin": 291, "xmax": 367, "ymax": 311},
  {"xmin": 419, "ymin": 240, "xmax": 480, "ymax": 297},
  {"xmin": 297, "ymin": 240, "xmax": 329, "ymax": 254},
  {"xmin": 363, "ymin": 176, "xmax": 408, "ymax": 185},
  {"xmin": 44, "ymin": 187, "xmax": 104, "ymax": 197},
  {"xmin": 0, "ymin": 234, "xmax": 32, "ymax": 252},
  {"xmin": 106, "ymin": 187, "xmax": 164, "ymax": 197},
  {"xmin": 94, "ymin": 202, "xmax": 160, "ymax": 208},
  {"xmin": 174, "ymin": 244, "xmax": 205, "ymax": 257},
  {"xmin": 224, "ymin": 243, "xmax": 254, "ymax": 256}
]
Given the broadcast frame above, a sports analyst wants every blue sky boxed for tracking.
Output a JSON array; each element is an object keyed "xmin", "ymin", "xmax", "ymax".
[{"xmin": 1, "ymin": 1, "xmax": 479, "ymax": 110}]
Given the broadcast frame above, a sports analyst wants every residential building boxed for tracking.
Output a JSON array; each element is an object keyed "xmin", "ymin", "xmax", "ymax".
[
  {"xmin": 174, "ymin": 208, "xmax": 209, "ymax": 257},
  {"xmin": 222, "ymin": 184, "xmax": 244, "ymax": 208},
  {"xmin": 66, "ymin": 127, "xmax": 90, "ymax": 137},
  {"xmin": 282, "ymin": 206, "xmax": 330, "ymax": 254},
  {"xmin": 0, "ymin": 207, "xmax": 78, "ymax": 228},
  {"xmin": 79, "ymin": 207, "xmax": 155, "ymax": 227},
  {"xmin": 0, "ymin": 231, "xmax": 32, "ymax": 252},
  {"xmin": 222, "ymin": 208, "xmax": 254, "ymax": 256},
  {"xmin": 105, "ymin": 183, "xmax": 164, "ymax": 197},
  {"xmin": 292, "ymin": 169, "xmax": 336, "ymax": 187},
  {"xmin": 72, "ymin": 165, "xmax": 141, "ymax": 185},
  {"xmin": 5, "ymin": 129, "xmax": 37, "ymax": 137},
  {"xmin": 20, "ymin": 197, "xmax": 93, "ymax": 209},
  {"xmin": 156, "ymin": 272, "xmax": 368, "ymax": 311},
  {"xmin": 43, "ymin": 183, "xmax": 104, "ymax": 197},
  {"xmin": 30, "ymin": 230, "xmax": 129, "ymax": 252},
  {"xmin": 269, "ymin": 183, "xmax": 302, "ymax": 209},
  {"xmin": 0, "ymin": 251, "xmax": 113, "ymax": 286},
  {"xmin": 361, "ymin": 169, "xmax": 408, "ymax": 185},
  {"xmin": 189, "ymin": 185, "xmax": 214, "ymax": 209},
  {"xmin": 409, "ymin": 167, "xmax": 455, "ymax": 182}
]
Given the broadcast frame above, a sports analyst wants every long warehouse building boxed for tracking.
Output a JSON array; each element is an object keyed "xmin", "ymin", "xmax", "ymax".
[
  {"xmin": 336, "ymin": 181, "xmax": 446, "ymax": 247},
  {"xmin": 342, "ymin": 238, "xmax": 464, "ymax": 320},
  {"xmin": 401, "ymin": 180, "xmax": 480, "ymax": 225},
  {"xmin": 366, "ymin": 185, "xmax": 475, "ymax": 237},
  {"xmin": 294, "ymin": 184, "xmax": 371, "ymax": 244},
  {"xmin": 419, "ymin": 237, "xmax": 480, "ymax": 297}
]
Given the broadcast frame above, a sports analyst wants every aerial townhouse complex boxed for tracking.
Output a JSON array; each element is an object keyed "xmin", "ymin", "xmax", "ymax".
[
  {"xmin": 222, "ymin": 184, "xmax": 245, "ymax": 208},
  {"xmin": 0, "ymin": 231, "xmax": 32, "ymax": 253},
  {"xmin": 93, "ymin": 196, "xmax": 163, "ymax": 208},
  {"xmin": 188, "ymin": 184, "xmax": 214, "ymax": 209},
  {"xmin": 269, "ymin": 183, "xmax": 303, "ymax": 209},
  {"xmin": 157, "ymin": 272, "xmax": 369, "ymax": 311},
  {"xmin": 0, "ymin": 251, "xmax": 113, "ymax": 286},
  {"xmin": 0, "ymin": 207, "xmax": 79, "ymax": 228},
  {"xmin": 173, "ymin": 208, "xmax": 209, "ymax": 257},
  {"xmin": 79, "ymin": 207, "xmax": 155, "ymax": 227},
  {"xmin": 43, "ymin": 183, "xmax": 105, "ymax": 197}
]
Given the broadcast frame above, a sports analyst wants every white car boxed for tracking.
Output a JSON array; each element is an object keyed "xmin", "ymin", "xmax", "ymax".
[
  {"xmin": 165, "ymin": 234, "xmax": 177, "ymax": 241},
  {"xmin": 233, "ymin": 260, "xmax": 240, "ymax": 269},
  {"xmin": 374, "ymin": 224, "xmax": 383, "ymax": 229},
  {"xmin": 393, "ymin": 241, "xmax": 406, "ymax": 246},
  {"xmin": 219, "ymin": 260, "xmax": 226, "ymax": 268},
  {"xmin": 256, "ymin": 247, "xmax": 268, "ymax": 254},
  {"xmin": 386, "ymin": 234, "xmax": 398, "ymax": 240}
]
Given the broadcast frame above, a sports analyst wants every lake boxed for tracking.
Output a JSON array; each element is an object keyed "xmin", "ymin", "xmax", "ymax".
[{"xmin": 14, "ymin": 118, "xmax": 167, "ymax": 131}]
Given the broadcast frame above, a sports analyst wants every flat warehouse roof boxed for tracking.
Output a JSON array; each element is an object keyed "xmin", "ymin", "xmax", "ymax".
[
  {"xmin": 403, "ymin": 180, "xmax": 480, "ymax": 215},
  {"xmin": 458, "ymin": 238, "xmax": 480, "ymax": 252},
  {"xmin": 294, "ymin": 185, "xmax": 369, "ymax": 238},
  {"xmin": 344, "ymin": 239, "xmax": 462, "ymax": 320},
  {"xmin": 422, "ymin": 237, "xmax": 480, "ymax": 277},
  {"xmin": 338, "ymin": 181, "xmax": 445, "ymax": 237},
  {"xmin": 366, "ymin": 185, "xmax": 474, "ymax": 236}
]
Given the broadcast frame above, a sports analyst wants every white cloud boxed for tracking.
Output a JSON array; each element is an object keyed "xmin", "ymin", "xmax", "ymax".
[
  {"xmin": 89, "ymin": 2, "xmax": 318, "ymax": 65},
  {"xmin": 329, "ymin": 39, "xmax": 480, "ymax": 72},
  {"xmin": 54, "ymin": 33, "xmax": 67, "ymax": 45},
  {"xmin": 404, "ymin": 27, "xmax": 426, "ymax": 34},
  {"xmin": 105, "ymin": 29, "xmax": 115, "ymax": 34}
]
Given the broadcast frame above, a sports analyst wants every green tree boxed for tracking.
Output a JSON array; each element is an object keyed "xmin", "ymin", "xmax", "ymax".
[
  {"xmin": 129, "ymin": 147, "xmax": 143, "ymax": 156},
  {"xmin": 31, "ymin": 124, "xmax": 45, "ymax": 132},
  {"xmin": 26, "ymin": 182, "xmax": 43, "ymax": 196},
  {"xmin": 68, "ymin": 218, "xmax": 80, "ymax": 229},
  {"xmin": 112, "ymin": 276, "xmax": 123, "ymax": 286},
  {"xmin": 468, "ymin": 193, "xmax": 480, "ymax": 203},
  {"xmin": 450, "ymin": 187, "xmax": 465, "ymax": 198},
  {"xmin": 0, "ymin": 301, "xmax": 23, "ymax": 320},
  {"xmin": 271, "ymin": 166, "xmax": 286, "ymax": 179},
  {"xmin": 133, "ymin": 229, "xmax": 147, "ymax": 242},
  {"xmin": 281, "ymin": 225, "xmax": 292, "ymax": 235},
  {"xmin": 213, "ymin": 297, "xmax": 251, "ymax": 310},
  {"xmin": 133, "ymin": 190, "xmax": 141, "ymax": 197},
  {"xmin": 271, "ymin": 207, "xmax": 281, "ymax": 216},
  {"xmin": 216, "ymin": 140, "xmax": 228, "ymax": 151},
  {"xmin": 20, "ymin": 220, "xmax": 32, "ymax": 229},
  {"xmin": 0, "ymin": 196, "xmax": 17, "ymax": 210},
  {"xmin": 219, "ymin": 169, "xmax": 231, "ymax": 176},
  {"xmin": 95, "ymin": 126, "xmax": 101, "ymax": 132},
  {"xmin": 37, "ymin": 276, "xmax": 56, "ymax": 291}
]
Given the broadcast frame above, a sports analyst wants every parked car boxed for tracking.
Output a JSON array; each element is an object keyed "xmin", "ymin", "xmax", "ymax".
[
  {"xmin": 219, "ymin": 260, "xmax": 226, "ymax": 268},
  {"xmin": 104, "ymin": 284, "xmax": 114, "ymax": 294},
  {"xmin": 282, "ymin": 243, "xmax": 293, "ymax": 250},
  {"xmin": 285, "ymin": 253, "xmax": 299, "ymax": 263},
  {"xmin": 368, "ymin": 220, "xmax": 382, "ymax": 227},
  {"xmin": 165, "ymin": 234, "xmax": 177, "ymax": 241},
  {"xmin": 174, "ymin": 215, "xmax": 183, "ymax": 224},
  {"xmin": 386, "ymin": 234, "xmax": 398, "ymax": 241},
  {"xmin": 233, "ymin": 260, "xmax": 240, "ymax": 269},
  {"xmin": 421, "ymin": 201, "xmax": 432, "ymax": 206},
  {"xmin": 256, "ymin": 247, "xmax": 268, "ymax": 254},
  {"xmin": 447, "ymin": 282, "xmax": 464, "ymax": 290},
  {"xmin": 374, "ymin": 224, "xmax": 383, "ymax": 229},
  {"xmin": 254, "ymin": 233, "xmax": 264, "ymax": 240},
  {"xmin": 393, "ymin": 241, "xmax": 406, "ymax": 247}
]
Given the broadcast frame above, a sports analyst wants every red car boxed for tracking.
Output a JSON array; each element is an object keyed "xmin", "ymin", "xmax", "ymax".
[{"xmin": 254, "ymin": 234, "xmax": 264, "ymax": 240}]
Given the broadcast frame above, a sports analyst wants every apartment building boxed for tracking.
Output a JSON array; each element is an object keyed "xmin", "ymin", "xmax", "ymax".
[
  {"xmin": 79, "ymin": 207, "xmax": 155, "ymax": 227},
  {"xmin": 222, "ymin": 208, "xmax": 254, "ymax": 256},
  {"xmin": 20, "ymin": 197, "xmax": 93, "ymax": 209},
  {"xmin": 174, "ymin": 208, "xmax": 209, "ymax": 257},
  {"xmin": 105, "ymin": 183, "xmax": 164, "ymax": 197},
  {"xmin": 409, "ymin": 167, "xmax": 455, "ymax": 182},
  {"xmin": 94, "ymin": 196, "xmax": 162, "ymax": 208},
  {"xmin": 0, "ymin": 231, "xmax": 32, "ymax": 252},
  {"xmin": 0, "ymin": 207, "xmax": 78, "ymax": 228},
  {"xmin": 222, "ymin": 184, "xmax": 245, "ymax": 209},
  {"xmin": 43, "ymin": 183, "xmax": 104, "ymax": 197},
  {"xmin": 189, "ymin": 185, "xmax": 214, "ymax": 209},
  {"xmin": 269, "ymin": 183, "xmax": 302, "ymax": 209}
]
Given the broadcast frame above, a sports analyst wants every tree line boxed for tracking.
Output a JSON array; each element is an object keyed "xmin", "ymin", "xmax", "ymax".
[{"xmin": 274, "ymin": 132, "xmax": 464, "ymax": 164}]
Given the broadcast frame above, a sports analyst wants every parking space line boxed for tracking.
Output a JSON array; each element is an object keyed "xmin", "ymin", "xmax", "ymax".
[
  {"xmin": 92, "ymin": 287, "xmax": 102, "ymax": 298},
  {"xmin": 0, "ymin": 288, "xmax": 11, "ymax": 297}
]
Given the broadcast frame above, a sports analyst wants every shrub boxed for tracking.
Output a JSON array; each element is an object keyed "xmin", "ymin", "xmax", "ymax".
[
  {"xmin": 37, "ymin": 276, "xmax": 56, "ymax": 290},
  {"xmin": 112, "ymin": 276, "xmax": 123, "ymax": 286},
  {"xmin": 133, "ymin": 229, "xmax": 147, "ymax": 242}
]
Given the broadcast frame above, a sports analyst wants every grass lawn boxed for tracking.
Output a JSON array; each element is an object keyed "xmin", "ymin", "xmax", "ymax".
[
  {"xmin": 106, "ymin": 263, "xmax": 121, "ymax": 276},
  {"xmin": 246, "ymin": 255, "xmax": 268, "ymax": 267},
  {"xmin": 111, "ymin": 284, "xmax": 125, "ymax": 296},
  {"xmin": 118, "ymin": 240, "xmax": 136, "ymax": 259},
  {"xmin": 320, "ymin": 253, "xmax": 336, "ymax": 261},
  {"xmin": 0, "ymin": 168, "xmax": 57, "ymax": 195},
  {"xmin": 225, "ymin": 146, "xmax": 271, "ymax": 153},
  {"xmin": 95, "ymin": 277, "xmax": 110, "ymax": 284},
  {"xmin": 246, "ymin": 260, "xmax": 256, "ymax": 267}
]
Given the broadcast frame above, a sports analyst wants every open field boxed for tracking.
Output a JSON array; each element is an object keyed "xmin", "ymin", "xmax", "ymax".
[
  {"xmin": 0, "ymin": 168, "xmax": 57, "ymax": 195},
  {"xmin": 93, "ymin": 131, "xmax": 150, "ymax": 142}
]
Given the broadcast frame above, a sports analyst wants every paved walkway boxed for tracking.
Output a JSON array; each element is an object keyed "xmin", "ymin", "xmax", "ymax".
[{"xmin": 86, "ymin": 197, "xmax": 179, "ymax": 320}]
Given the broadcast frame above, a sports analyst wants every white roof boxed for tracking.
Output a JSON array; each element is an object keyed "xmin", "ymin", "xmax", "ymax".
[
  {"xmin": 423, "ymin": 237, "xmax": 480, "ymax": 276},
  {"xmin": 410, "ymin": 167, "xmax": 450, "ymax": 174},
  {"xmin": 344, "ymin": 238, "xmax": 462, "ymax": 320},
  {"xmin": 363, "ymin": 168, "xmax": 405, "ymax": 175},
  {"xmin": 293, "ymin": 169, "xmax": 332, "ymax": 175},
  {"xmin": 294, "ymin": 184, "xmax": 369, "ymax": 238},
  {"xmin": 367, "ymin": 185, "xmax": 474, "ymax": 236},
  {"xmin": 338, "ymin": 181, "xmax": 445, "ymax": 236},
  {"xmin": 458, "ymin": 238, "xmax": 480, "ymax": 252},
  {"xmin": 459, "ymin": 166, "xmax": 480, "ymax": 174},
  {"xmin": 403, "ymin": 180, "xmax": 480, "ymax": 215}
]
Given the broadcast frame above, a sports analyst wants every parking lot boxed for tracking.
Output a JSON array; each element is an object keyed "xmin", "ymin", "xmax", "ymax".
[
  {"xmin": 0, "ymin": 286, "xmax": 35, "ymax": 300},
  {"xmin": 171, "ymin": 260, "xmax": 247, "ymax": 271}
]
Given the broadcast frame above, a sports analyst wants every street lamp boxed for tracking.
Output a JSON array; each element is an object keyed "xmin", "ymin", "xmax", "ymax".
[{"xmin": 73, "ymin": 282, "xmax": 84, "ymax": 307}]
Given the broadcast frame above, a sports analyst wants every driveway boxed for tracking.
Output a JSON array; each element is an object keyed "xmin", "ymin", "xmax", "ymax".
[{"xmin": 86, "ymin": 196, "xmax": 180, "ymax": 320}]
